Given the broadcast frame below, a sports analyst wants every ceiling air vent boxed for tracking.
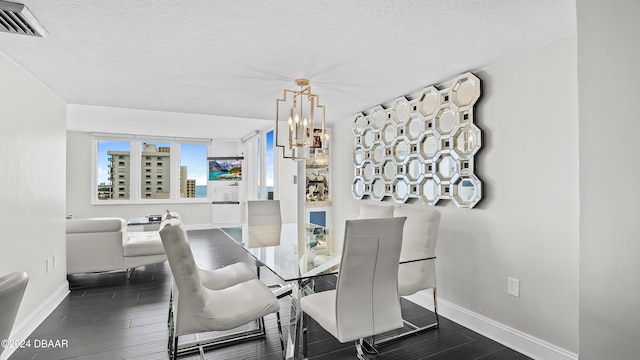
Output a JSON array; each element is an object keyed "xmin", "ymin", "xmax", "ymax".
[{"xmin": 0, "ymin": 0, "xmax": 47, "ymax": 37}]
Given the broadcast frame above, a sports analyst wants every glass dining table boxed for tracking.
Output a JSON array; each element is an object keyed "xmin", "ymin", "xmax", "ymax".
[{"xmin": 221, "ymin": 222, "xmax": 433, "ymax": 360}]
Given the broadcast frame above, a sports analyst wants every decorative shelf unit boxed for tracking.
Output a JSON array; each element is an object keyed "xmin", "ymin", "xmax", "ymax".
[{"xmin": 305, "ymin": 129, "xmax": 331, "ymax": 228}]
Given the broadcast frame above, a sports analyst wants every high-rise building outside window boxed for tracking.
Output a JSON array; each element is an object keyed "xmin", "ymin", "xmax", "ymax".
[
  {"xmin": 98, "ymin": 140, "xmax": 130, "ymax": 200},
  {"xmin": 180, "ymin": 143, "xmax": 207, "ymax": 199},
  {"xmin": 141, "ymin": 142, "xmax": 170, "ymax": 199},
  {"xmin": 95, "ymin": 136, "xmax": 209, "ymax": 203}
]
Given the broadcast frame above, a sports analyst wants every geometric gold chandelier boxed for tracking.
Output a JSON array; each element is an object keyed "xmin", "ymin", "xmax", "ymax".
[{"xmin": 275, "ymin": 78, "xmax": 326, "ymax": 160}]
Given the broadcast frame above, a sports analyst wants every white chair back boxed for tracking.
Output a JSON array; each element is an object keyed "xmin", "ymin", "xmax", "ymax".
[
  {"xmin": 247, "ymin": 200, "xmax": 282, "ymax": 226},
  {"xmin": 357, "ymin": 203, "xmax": 394, "ymax": 219},
  {"xmin": 159, "ymin": 220, "xmax": 208, "ymax": 325},
  {"xmin": 394, "ymin": 207, "xmax": 441, "ymax": 296},
  {"xmin": 334, "ymin": 217, "xmax": 406, "ymax": 342},
  {"xmin": 0, "ymin": 271, "xmax": 28, "ymax": 355}
]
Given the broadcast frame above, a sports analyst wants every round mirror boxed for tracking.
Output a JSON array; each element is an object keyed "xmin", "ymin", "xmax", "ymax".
[
  {"xmin": 392, "ymin": 97, "xmax": 410, "ymax": 123},
  {"xmin": 363, "ymin": 162, "xmax": 374, "ymax": 181},
  {"xmin": 353, "ymin": 113, "xmax": 368, "ymax": 136},
  {"xmin": 383, "ymin": 160, "xmax": 397, "ymax": 181},
  {"xmin": 453, "ymin": 125, "xmax": 481, "ymax": 156},
  {"xmin": 452, "ymin": 174, "xmax": 482, "ymax": 208},
  {"xmin": 420, "ymin": 177, "xmax": 439, "ymax": 205},
  {"xmin": 382, "ymin": 122, "xmax": 397, "ymax": 145},
  {"xmin": 352, "ymin": 178, "xmax": 366, "ymax": 199},
  {"xmin": 459, "ymin": 179, "xmax": 475, "ymax": 201},
  {"xmin": 372, "ymin": 144, "xmax": 385, "ymax": 164},
  {"xmin": 406, "ymin": 157, "xmax": 423, "ymax": 181},
  {"xmin": 406, "ymin": 116, "xmax": 424, "ymax": 140},
  {"xmin": 371, "ymin": 178, "xmax": 385, "ymax": 200},
  {"xmin": 437, "ymin": 156, "xmax": 458, "ymax": 180},
  {"xmin": 450, "ymin": 73, "xmax": 481, "ymax": 110},
  {"xmin": 394, "ymin": 140, "xmax": 409, "ymax": 162},
  {"xmin": 418, "ymin": 87, "xmax": 440, "ymax": 118},
  {"xmin": 435, "ymin": 108, "xmax": 459, "ymax": 134},
  {"xmin": 353, "ymin": 147, "xmax": 365, "ymax": 165},
  {"xmin": 371, "ymin": 107, "xmax": 387, "ymax": 130},
  {"xmin": 421, "ymin": 135, "xmax": 438, "ymax": 159},
  {"xmin": 393, "ymin": 178, "xmax": 410, "ymax": 203},
  {"xmin": 362, "ymin": 129, "xmax": 375, "ymax": 149}
]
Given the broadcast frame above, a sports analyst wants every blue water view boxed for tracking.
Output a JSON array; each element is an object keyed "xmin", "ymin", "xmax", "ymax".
[{"xmin": 196, "ymin": 185, "xmax": 207, "ymax": 198}]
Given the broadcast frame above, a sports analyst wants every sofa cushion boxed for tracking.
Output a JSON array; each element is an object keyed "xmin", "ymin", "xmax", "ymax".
[
  {"xmin": 124, "ymin": 231, "xmax": 165, "ymax": 256},
  {"xmin": 66, "ymin": 217, "xmax": 126, "ymax": 234}
]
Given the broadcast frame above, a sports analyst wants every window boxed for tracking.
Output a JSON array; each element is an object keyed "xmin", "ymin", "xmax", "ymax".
[
  {"xmin": 245, "ymin": 128, "xmax": 276, "ymax": 201},
  {"xmin": 141, "ymin": 142, "xmax": 170, "ymax": 199},
  {"xmin": 94, "ymin": 136, "xmax": 210, "ymax": 203},
  {"xmin": 97, "ymin": 140, "xmax": 130, "ymax": 200},
  {"xmin": 265, "ymin": 130, "xmax": 275, "ymax": 200},
  {"xmin": 180, "ymin": 143, "xmax": 208, "ymax": 199}
]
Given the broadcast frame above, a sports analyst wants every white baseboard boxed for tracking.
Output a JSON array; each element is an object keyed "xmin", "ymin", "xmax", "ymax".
[
  {"xmin": 0, "ymin": 281, "xmax": 69, "ymax": 360},
  {"xmin": 405, "ymin": 290, "xmax": 578, "ymax": 360}
]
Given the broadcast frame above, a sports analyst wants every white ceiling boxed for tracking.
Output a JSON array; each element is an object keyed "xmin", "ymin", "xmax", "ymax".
[{"xmin": 0, "ymin": 0, "xmax": 576, "ymax": 137}]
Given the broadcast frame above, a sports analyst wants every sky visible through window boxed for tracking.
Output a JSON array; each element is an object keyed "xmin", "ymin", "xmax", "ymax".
[
  {"xmin": 180, "ymin": 143, "xmax": 207, "ymax": 185},
  {"xmin": 266, "ymin": 130, "xmax": 274, "ymax": 188},
  {"xmin": 97, "ymin": 141, "xmax": 208, "ymax": 186},
  {"xmin": 97, "ymin": 141, "xmax": 129, "ymax": 185}
]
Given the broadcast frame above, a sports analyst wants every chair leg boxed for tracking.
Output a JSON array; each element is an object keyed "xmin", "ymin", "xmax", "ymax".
[
  {"xmin": 167, "ymin": 314, "xmax": 175, "ymax": 353},
  {"xmin": 354, "ymin": 339, "xmax": 370, "ymax": 360},
  {"xmin": 433, "ymin": 287, "xmax": 440, "ymax": 327},
  {"xmin": 360, "ymin": 336, "xmax": 379, "ymax": 355},
  {"xmin": 364, "ymin": 288, "xmax": 440, "ymax": 350},
  {"xmin": 276, "ymin": 311, "xmax": 285, "ymax": 359},
  {"xmin": 171, "ymin": 335, "xmax": 179, "ymax": 360},
  {"xmin": 126, "ymin": 268, "xmax": 135, "ymax": 278},
  {"xmin": 167, "ymin": 291, "xmax": 173, "ymax": 327},
  {"xmin": 302, "ymin": 313, "xmax": 309, "ymax": 360}
]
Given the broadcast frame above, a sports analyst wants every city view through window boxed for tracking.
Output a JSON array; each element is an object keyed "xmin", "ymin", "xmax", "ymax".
[{"xmin": 97, "ymin": 140, "xmax": 208, "ymax": 201}]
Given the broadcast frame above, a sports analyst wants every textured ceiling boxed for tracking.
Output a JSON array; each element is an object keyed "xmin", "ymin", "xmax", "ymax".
[{"xmin": 0, "ymin": 0, "xmax": 576, "ymax": 136}]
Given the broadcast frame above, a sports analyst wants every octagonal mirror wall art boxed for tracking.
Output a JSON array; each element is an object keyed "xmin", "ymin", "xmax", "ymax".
[{"xmin": 351, "ymin": 72, "xmax": 483, "ymax": 208}]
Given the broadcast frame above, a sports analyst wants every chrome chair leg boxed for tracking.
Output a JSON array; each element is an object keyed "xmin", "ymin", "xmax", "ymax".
[
  {"xmin": 167, "ymin": 313, "xmax": 175, "ymax": 354},
  {"xmin": 433, "ymin": 287, "xmax": 440, "ymax": 327},
  {"xmin": 167, "ymin": 291, "xmax": 173, "ymax": 327},
  {"xmin": 171, "ymin": 336, "xmax": 179, "ymax": 360},
  {"xmin": 364, "ymin": 287, "xmax": 440, "ymax": 350},
  {"xmin": 302, "ymin": 313, "xmax": 309, "ymax": 360},
  {"xmin": 355, "ymin": 339, "xmax": 369, "ymax": 360},
  {"xmin": 360, "ymin": 336, "xmax": 379, "ymax": 355},
  {"xmin": 276, "ymin": 311, "xmax": 285, "ymax": 359}
]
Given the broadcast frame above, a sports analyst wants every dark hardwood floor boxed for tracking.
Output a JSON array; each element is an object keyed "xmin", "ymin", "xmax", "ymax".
[{"xmin": 10, "ymin": 229, "xmax": 531, "ymax": 360}]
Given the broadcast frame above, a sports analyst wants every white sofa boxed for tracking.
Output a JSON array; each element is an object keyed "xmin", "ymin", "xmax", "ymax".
[{"xmin": 66, "ymin": 217, "xmax": 167, "ymax": 276}]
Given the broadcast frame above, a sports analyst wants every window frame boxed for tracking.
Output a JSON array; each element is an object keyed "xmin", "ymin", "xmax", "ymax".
[{"xmin": 91, "ymin": 134, "xmax": 211, "ymax": 205}]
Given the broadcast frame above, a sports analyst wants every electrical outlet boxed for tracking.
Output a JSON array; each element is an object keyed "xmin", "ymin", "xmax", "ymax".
[
  {"xmin": 508, "ymin": 277, "xmax": 520, "ymax": 297},
  {"xmin": 46, "ymin": 258, "xmax": 51, "ymax": 273},
  {"xmin": 53, "ymin": 254, "xmax": 57, "ymax": 269}
]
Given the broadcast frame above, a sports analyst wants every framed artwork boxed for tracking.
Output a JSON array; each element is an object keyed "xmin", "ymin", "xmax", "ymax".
[{"xmin": 208, "ymin": 157, "xmax": 243, "ymax": 181}]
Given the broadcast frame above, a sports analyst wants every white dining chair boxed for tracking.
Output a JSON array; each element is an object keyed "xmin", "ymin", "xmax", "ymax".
[
  {"xmin": 370, "ymin": 206, "xmax": 441, "ymax": 349},
  {"xmin": 300, "ymin": 217, "xmax": 407, "ymax": 359},
  {"xmin": 245, "ymin": 200, "xmax": 293, "ymax": 298},
  {"xmin": 160, "ymin": 218, "xmax": 282, "ymax": 359},
  {"xmin": 357, "ymin": 203, "xmax": 394, "ymax": 219},
  {"xmin": 0, "ymin": 271, "xmax": 29, "ymax": 356},
  {"xmin": 247, "ymin": 200, "xmax": 282, "ymax": 226},
  {"xmin": 162, "ymin": 212, "xmax": 259, "ymax": 329}
]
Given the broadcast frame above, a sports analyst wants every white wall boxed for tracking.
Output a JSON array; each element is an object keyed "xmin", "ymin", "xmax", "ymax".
[
  {"xmin": 332, "ymin": 37, "xmax": 579, "ymax": 354},
  {"xmin": 0, "ymin": 52, "xmax": 68, "ymax": 326},
  {"xmin": 578, "ymin": 1, "xmax": 640, "ymax": 359}
]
